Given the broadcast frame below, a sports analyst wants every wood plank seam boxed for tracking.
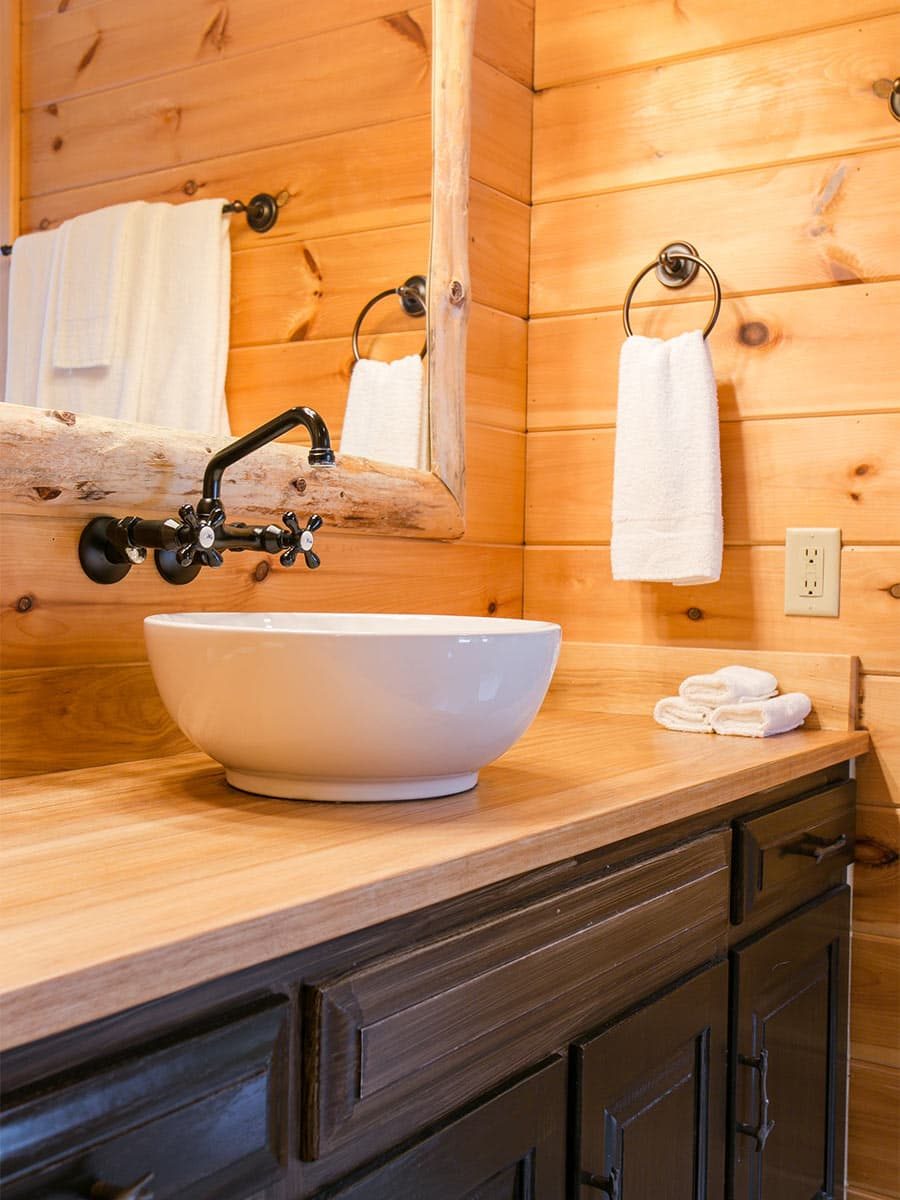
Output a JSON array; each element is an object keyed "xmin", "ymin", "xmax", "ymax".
[
  {"xmin": 533, "ymin": 7, "xmax": 900, "ymax": 91},
  {"xmin": 529, "ymin": 140, "xmax": 900, "ymax": 212}
]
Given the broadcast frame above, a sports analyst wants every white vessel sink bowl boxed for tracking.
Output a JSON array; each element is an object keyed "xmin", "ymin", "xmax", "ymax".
[{"xmin": 144, "ymin": 613, "xmax": 561, "ymax": 801}]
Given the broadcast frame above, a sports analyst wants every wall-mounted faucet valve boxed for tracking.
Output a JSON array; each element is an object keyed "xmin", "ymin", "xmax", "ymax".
[{"xmin": 78, "ymin": 406, "xmax": 334, "ymax": 585}]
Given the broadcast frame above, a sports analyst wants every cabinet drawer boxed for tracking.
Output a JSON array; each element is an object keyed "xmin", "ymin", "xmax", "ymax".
[
  {"xmin": 733, "ymin": 782, "xmax": 855, "ymax": 924},
  {"xmin": 303, "ymin": 831, "xmax": 730, "ymax": 1160},
  {"xmin": 0, "ymin": 999, "xmax": 288, "ymax": 1200}
]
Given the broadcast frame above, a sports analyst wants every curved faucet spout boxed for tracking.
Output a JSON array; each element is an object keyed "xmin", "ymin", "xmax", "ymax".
[{"xmin": 202, "ymin": 406, "xmax": 336, "ymax": 503}]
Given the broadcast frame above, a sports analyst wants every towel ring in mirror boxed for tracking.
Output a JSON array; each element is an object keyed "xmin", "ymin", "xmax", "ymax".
[
  {"xmin": 890, "ymin": 77, "xmax": 900, "ymax": 121},
  {"xmin": 352, "ymin": 275, "xmax": 428, "ymax": 362},
  {"xmin": 623, "ymin": 242, "xmax": 722, "ymax": 340}
]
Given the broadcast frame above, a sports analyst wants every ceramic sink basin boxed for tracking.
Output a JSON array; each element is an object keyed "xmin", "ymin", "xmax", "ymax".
[{"xmin": 144, "ymin": 612, "xmax": 561, "ymax": 801}]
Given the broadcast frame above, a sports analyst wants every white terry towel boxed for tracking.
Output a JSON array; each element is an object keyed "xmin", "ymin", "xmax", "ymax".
[
  {"xmin": 679, "ymin": 665, "xmax": 778, "ymax": 706},
  {"xmin": 711, "ymin": 693, "xmax": 812, "ymax": 738},
  {"xmin": 5, "ymin": 199, "xmax": 231, "ymax": 436},
  {"xmin": 52, "ymin": 203, "xmax": 135, "ymax": 369},
  {"xmin": 653, "ymin": 696, "xmax": 714, "ymax": 733},
  {"xmin": 611, "ymin": 330, "xmax": 722, "ymax": 585},
  {"xmin": 3, "ymin": 227, "xmax": 59, "ymax": 406},
  {"xmin": 340, "ymin": 354, "xmax": 429, "ymax": 471},
  {"xmin": 135, "ymin": 198, "xmax": 232, "ymax": 436}
]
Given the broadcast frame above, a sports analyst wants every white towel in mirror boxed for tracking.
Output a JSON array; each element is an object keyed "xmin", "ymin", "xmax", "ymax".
[
  {"xmin": 340, "ymin": 354, "xmax": 429, "ymax": 472},
  {"xmin": 5, "ymin": 199, "xmax": 232, "ymax": 437}
]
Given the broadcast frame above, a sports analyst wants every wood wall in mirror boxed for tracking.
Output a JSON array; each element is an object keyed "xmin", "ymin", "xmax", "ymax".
[
  {"xmin": 0, "ymin": 0, "xmax": 476, "ymax": 539},
  {"xmin": 0, "ymin": 0, "xmax": 532, "ymax": 779}
]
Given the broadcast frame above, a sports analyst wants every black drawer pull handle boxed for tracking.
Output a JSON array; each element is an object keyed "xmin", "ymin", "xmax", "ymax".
[
  {"xmin": 737, "ymin": 1048, "xmax": 775, "ymax": 1152},
  {"xmin": 581, "ymin": 1166, "xmax": 619, "ymax": 1198},
  {"xmin": 90, "ymin": 1175, "xmax": 154, "ymax": 1200},
  {"xmin": 784, "ymin": 833, "xmax": 848, "ymax": 863}
]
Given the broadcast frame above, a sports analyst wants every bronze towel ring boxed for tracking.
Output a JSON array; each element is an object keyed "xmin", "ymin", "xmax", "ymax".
[
  {"xmin": 623, "ymin": 242, "xmax": 721, "ymax": 340},
  {"xmin": 352, "ymin": 274, "xmax": 428, "ymax": 362}
]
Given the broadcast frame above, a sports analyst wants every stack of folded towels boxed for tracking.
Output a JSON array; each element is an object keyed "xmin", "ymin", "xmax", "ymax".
[{"xmin": 653, "ymin": 666, "xmax": 812, "ymax": 738}]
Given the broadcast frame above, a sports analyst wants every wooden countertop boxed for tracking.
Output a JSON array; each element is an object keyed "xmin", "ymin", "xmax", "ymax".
[{"xmin": 0, "ymin": 711, "xmax": 868, "ymax": 1051}]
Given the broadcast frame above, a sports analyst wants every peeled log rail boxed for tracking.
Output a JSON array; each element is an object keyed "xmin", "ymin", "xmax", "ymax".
[{"xmin": 0, "ymin": 404, "xmax": 464, "ymax": 539}]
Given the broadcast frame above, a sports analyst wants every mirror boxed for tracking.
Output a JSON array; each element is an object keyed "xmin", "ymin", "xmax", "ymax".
[{"xmin": 0, "ymin": 0, "xmax": 471, "ymax": 539}]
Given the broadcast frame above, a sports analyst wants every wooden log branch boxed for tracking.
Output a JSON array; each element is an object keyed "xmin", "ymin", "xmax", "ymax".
[
  {"xmin": 0, "ymin": 404, "xmax": 464, "ymax": 539},
  {"xmin": 427, "ymin": 0, "xmax": 474, "ymax": 514}
]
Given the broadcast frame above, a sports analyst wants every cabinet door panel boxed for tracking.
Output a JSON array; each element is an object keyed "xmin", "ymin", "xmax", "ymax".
[
  {"xmin": 313, "ymin": 1057, "xmax": 567, "ymax": 1199},
  {"xmin": 575, "ymin": 961, "xmax": 728, "ymax": 1200},
  {"xmin": 730, "ymin": 887, "xmax": 850, "ymax": 1200}
]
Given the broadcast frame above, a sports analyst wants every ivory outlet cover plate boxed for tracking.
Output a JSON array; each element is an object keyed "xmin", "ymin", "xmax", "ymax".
[{"xmin": 784, "ymin": 528, "xmax": 841, "ymax": 617}]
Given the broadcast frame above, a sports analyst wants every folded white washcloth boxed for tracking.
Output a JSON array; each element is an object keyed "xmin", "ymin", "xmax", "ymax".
[
  {"xmin": 3, "ymin": 227, "xmax": 59, "ymax": 406},
  {"xmin": 679, "ymin": 665, "xmax": 778, "ymax": 706},
  {"xmin": 653, "ymin": 696, "xmax": 714, "ymax": 733},
  {"xmin": 710, "ymin": 693, "xmax": 812, "ymax": 738},
  {"xmin": 611, "ymin": 329, "xmax": 722, "ymax": 585},
  {"xmin": 52, "ymin": 202, "xmax": 136, "ymax": 369},
  {"xmin": 340, "ymin": 354, "xmax": 429, "ymax": 471}
]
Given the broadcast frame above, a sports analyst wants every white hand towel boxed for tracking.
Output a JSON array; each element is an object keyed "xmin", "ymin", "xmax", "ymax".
[
  {"xmin": 710, "ymin": 693, "xmax": 812, "ymax": 737},
  {"xmin": 135, "ymin": 198, "xmax": 232, "ymax": 436},
  {"xmin": 52, "ymin": 202, "xmax": 136, "ymax": 369},
  {"xmin": 340, "ymin": 354, "xmax": 429, "ymax": 471},
  {"xmin": 6, "ymin": 199, "xmax": 231, "ymax": 436},
  {"xmin": 653, "ymin": 696, "xmax": 714, "ymax": 733},
  {"xmin": 3, "ymin": 228, "xmax": 59, "ymax": 406},
  {"xmin": 35, "ymin": 202, "xmax": 150, "ymax": 422},
  {"xmin": 611, "ymin": 330, "xmax": 722, "ymax": 585},
  {"xmin": 679, "ymin": 665, "xmax": 778, "ymax": 706}
]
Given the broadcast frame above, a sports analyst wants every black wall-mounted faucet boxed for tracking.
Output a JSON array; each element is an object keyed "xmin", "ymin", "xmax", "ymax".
[{"xmin": 78, "ymin": 406, "xmax": 336, "ymax": 585}]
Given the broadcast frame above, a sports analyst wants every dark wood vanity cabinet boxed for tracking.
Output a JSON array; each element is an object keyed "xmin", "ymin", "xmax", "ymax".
[
  {"xmin": 0, "ymin": 775, "xmax": 856, "ymax": 1200},
  {"xmin": 573, "ymin": 962, "xmax": 729, "ymax": 1200},
  {"xmin": 729, "ymin": 888, "xmax": 851, "ymax": 1200}
]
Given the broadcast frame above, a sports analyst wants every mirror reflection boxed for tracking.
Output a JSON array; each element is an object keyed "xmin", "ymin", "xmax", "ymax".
[{"xmin": 3, "ymin": 3, "xmax": 436, "ymax": 471}]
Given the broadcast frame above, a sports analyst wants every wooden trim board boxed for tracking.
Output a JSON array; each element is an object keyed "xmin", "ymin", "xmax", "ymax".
[{"xmin": 544, "ymin": 642, "xmax": 860, "ymax": 732}]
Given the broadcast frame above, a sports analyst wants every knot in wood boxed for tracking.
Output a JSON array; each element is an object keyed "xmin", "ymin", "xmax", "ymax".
[{"xmin": 449, "ymin": 280, "xmax": 466, "ymax": 306}]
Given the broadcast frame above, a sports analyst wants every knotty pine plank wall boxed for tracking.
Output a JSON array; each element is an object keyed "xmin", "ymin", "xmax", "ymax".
[
  {"xmin": 1, "ymin": 0, "xmax": 534, "ymax": 778},
  {"xmin": 527, "ymin": 4, "xmax": 900, "ymax": 1195}
]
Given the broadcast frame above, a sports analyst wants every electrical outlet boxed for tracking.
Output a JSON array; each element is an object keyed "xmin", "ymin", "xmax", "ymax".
[{"xmin": 785, "ymin": 528, "xmax": 841, "ymax": 616}]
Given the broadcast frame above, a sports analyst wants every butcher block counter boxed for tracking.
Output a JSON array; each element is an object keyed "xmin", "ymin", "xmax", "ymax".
[
  {"xmin": 0, "ymin": 643, "xmax": 869, "ymax": 1200},
  {"xmin": 0, "ymin": 705, "xmax": 867, "ymax": 1052}
]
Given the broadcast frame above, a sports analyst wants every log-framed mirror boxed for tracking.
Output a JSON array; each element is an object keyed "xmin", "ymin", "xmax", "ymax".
[{"xmin": 0, "ymin": 0, "xmax": 472, "ymax": 541}]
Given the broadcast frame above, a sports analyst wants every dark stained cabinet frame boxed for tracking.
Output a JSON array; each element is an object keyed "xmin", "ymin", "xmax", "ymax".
[
  {"xmin": 0, "ymin": 999, "xmax": 290, "ymax": 1200},
  {"xmin": 0, "ymin": 773, "xmax": 856, "ymax": 1200},
  {"xmin": 307, "ymin": 1057, "xmax": 568, "ymax": 1200},
  {"xmin": 574, "ymin": 961, "xmax": 729, "ymax": 1200},
  {"xmin": 729, "ymin": 887, "xmax": 851, "ymax": 1200},
  {"xmin": 303, "ymin": 833, "xmax": 731, "ymax": 1160}
]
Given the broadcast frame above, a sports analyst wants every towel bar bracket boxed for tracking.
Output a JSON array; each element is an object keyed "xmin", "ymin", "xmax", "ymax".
[
  {"xmin": 0, "ymin": 190, "xmax": 283, "ymax": 256},
  {"xmin": 623, "ymin": 242, "xmax": 722, "ymax": 339},
  {"xmin": 222, "ymin": 192, "xmax": 281, "ymax": 233},
  {"xmin": 351, "ymin": 274, "xmax": 428, "ymax": 362},
  {"xmin": 654, "ymin": 241, "xmax": 701, "ymax": 288}
]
